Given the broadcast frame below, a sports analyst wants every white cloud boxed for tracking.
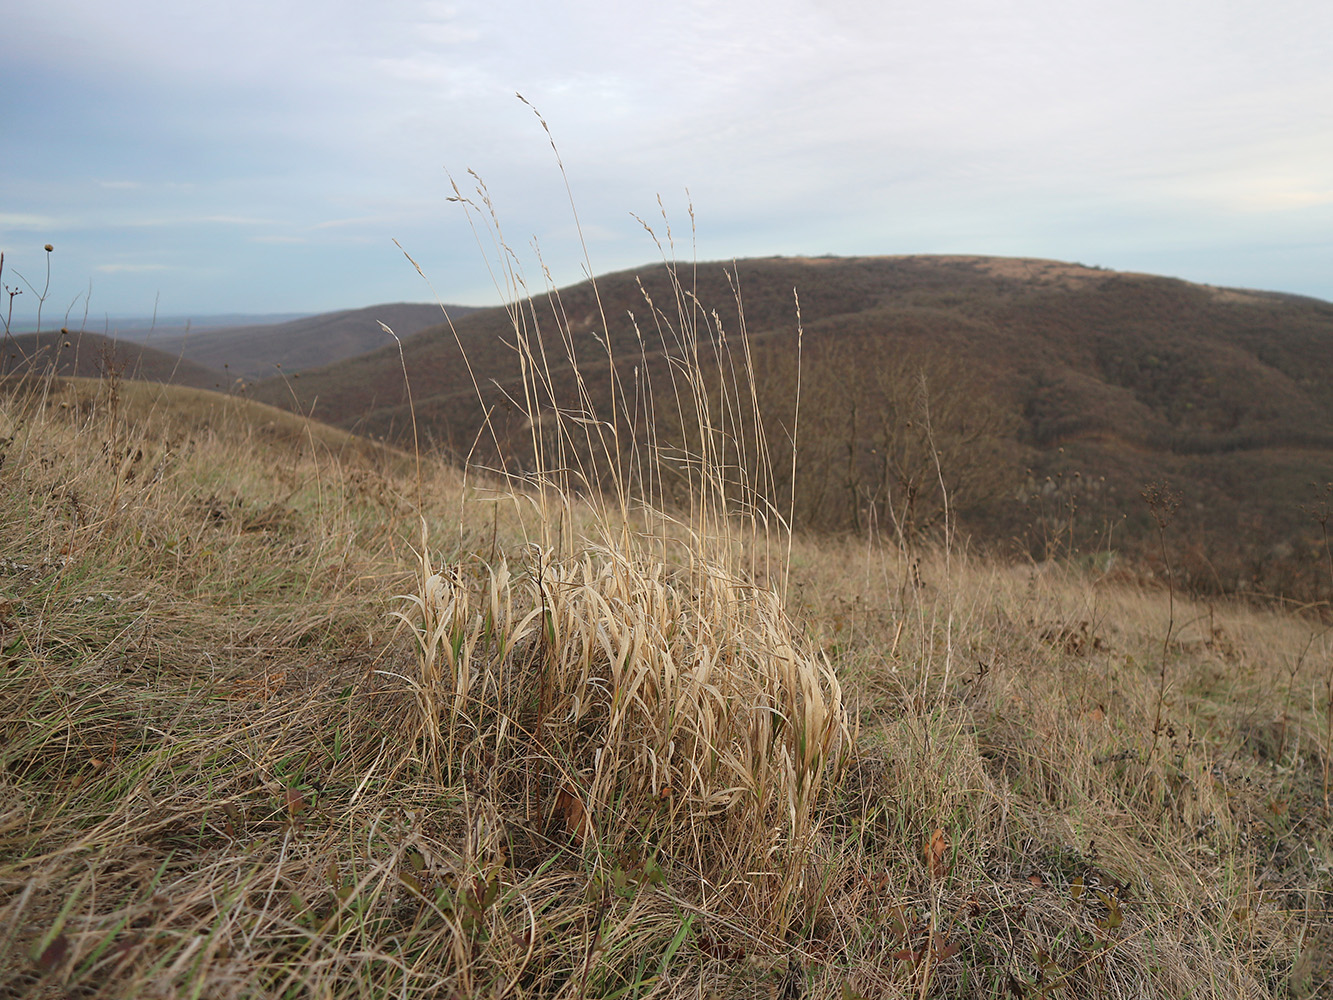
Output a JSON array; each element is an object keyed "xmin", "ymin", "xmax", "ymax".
[
  {"xmin": 0, "ymin": 213, "xmax": 63, "ymax": 230},
  {"xmin": 5, "ymin": 0, "xmax": 1333, "ymax": 311},
  {"xmin": 313, "ymin": 216, "xmax": 390, "ymax": 230},
  {"xmin": 119, "ymin": 215, "xmax": 273, "ymax": 228},
  {"xmin": 197, "ymin": 215, "xmax": 272, "ymax": 226}
]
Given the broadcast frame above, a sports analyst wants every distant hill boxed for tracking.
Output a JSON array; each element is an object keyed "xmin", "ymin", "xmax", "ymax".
[
  {"xmin": 1, "ymin": 330, "xmax": 228, "ymax": 391},
  {"xmin": 248, "ymin": 255, "xmax": 1333, "ymax": 603},
  {"xmin": 120, "ymin": 303, "xmax": 476, "ymax": 380},
  {"xmin": 8, "ymin": 312, "xmax": 308, "ymax": 339}
]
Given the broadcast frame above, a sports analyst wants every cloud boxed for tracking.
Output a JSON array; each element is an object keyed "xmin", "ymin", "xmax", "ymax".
[
  {"xmin": 313, "ymin": 216, "xmax": 391, "ymax": 230},
  {"xmin": 1216, "ymin": 176, "xmax": 1333, "ymax": 213},
  {"xmin": 94, "ymin": 263, "xmax": 173, "ymax": 273},
  {"xmin": 120, "ymin": 215, "xmax": 273, "ymax": 228},
  {"xmin": 197, "ymin": 215, "xmax": 272, "ymax": 226},
  {"xmin": 0, "ymin": 213, "xmax": 63, "ymax": 230},
  {"xmin": 547, "ymin": 222, "xmax": 629, "ymax": 244},
  {"xmin": 5, "ymin": 0, "xmax": 1333, "ymax": 312}
]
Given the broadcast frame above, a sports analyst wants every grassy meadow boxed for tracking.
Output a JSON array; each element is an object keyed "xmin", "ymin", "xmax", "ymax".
[{"xmin": 2, "ymin": 252, "xmax": 1332, "ymax": 1000}]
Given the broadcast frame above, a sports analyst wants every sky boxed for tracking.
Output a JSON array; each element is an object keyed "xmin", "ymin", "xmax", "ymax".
[{"xmin": 2, "ymin": 0, "xmax": 1332, "ymax": 326}]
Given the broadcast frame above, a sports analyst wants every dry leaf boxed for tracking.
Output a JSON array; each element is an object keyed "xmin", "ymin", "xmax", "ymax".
[
  {"xmin": 932, "ymin": 932, "xmax": 960, "ymax": 961},
  {"xmin": 554, "ymin": 783, "xmax": 592, "ymax": 844},
  {"xmin": 108, "ymin": 933, "xmax": 142, "ymax": 971},
  {"xmin": 885, "ymin": 904, "xmax": 911, "ymax": 941},
  {"xmin": 695, "ymin": 935, "xmax": 744, "ymax": 961},
  {"xmin": 925, "ymin": 828, "xmax": 950, "ymax": 881},
  {"xmin": 399, "ymin": 871, "xmax": 425, "ymax": 898},
  {"xmin": 1095, "ymin": 890, "xmax": 1124, "ymax": 929},
  {"xmin": 284, "ymin": 787, "xmax": 306, "ymax": 818},
  {"xmin": 35, "ymin": 934, "xmax": 68, "ymax": 974}
]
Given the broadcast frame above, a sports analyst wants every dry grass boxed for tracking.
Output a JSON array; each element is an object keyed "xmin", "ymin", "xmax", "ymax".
[
  {"xmin": 789, "ymin": 535, "xmax": 1332, "ymax": 997},
  {"xmin": 2, "ymin": 213, "xmax": 1331, "ymax": 1000}
]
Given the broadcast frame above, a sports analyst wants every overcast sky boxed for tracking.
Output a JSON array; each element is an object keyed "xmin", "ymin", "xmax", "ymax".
[{"xmin": 3, "ymin": 0, "xmax": 1332, "ymax": 326}]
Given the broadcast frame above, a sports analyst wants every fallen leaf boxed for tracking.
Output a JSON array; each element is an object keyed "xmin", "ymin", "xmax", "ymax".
[
  {"xmin": 925, "ymin": 828, "xmax": 950, "ymax": 881},
  {"xmin": 399, "ymin": 872, "xmax": 424, "ymax": 898},
  {"xmin": 884, "ymin": 904, "xmax": 911, "ymax": 941},
  {"xmin": 108, "ymin": 934, "xmax": 142, "ymax": 971},
  {"xmin": 553, "ymin": 783, "xmax": 592, "ymax": 845},
  {"xmin": 34, "ymin": 934, "xmax": 68, "ymax": 974},
  {"xmin": 695, "ymin": 935, "xmax": 744, "ymax": 961},
  {"xmin": 1095, "ymin": 890, "xmax": 1124, "ymax": 930},
  {"xmin": 932, "ymin": 932, "xmax": 960, "ymax": 960}
]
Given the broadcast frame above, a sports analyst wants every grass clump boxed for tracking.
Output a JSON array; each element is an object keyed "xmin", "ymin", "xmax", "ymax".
[
  {"xmin": 389, "ymin": 180, "xmax": 848, "ymax": 943},
  {"xmin": 396, "ymin": 523, "xmax": 846, "ymax": 877}
]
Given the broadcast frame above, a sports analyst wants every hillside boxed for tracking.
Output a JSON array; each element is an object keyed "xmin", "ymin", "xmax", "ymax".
[
  {"xmin": 1, "ymin": 329, "xmax": 227, "ymax": 390},
  {"xmin": 2, "ymin": 372, "xmax": 1328, "ymax": 999},
  {"xmin": 248, "ymin": 255, "xmax": 1333, "ymax": 603},
  {"xmin": 10, "ymin": 312, "xmax": 307, "ymax": 339},
  {"xmin": 121, "ymin": 302, "xmax": 476, "ymax": 380}
]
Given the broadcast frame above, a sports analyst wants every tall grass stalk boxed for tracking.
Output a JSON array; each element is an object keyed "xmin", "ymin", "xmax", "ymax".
[{"xmin": 392, "ymin": 152, "xmax": 848, "ymax": 933}]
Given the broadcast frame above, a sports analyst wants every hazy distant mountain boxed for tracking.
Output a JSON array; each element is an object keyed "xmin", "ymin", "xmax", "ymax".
[
  {"xmin": 11, "ymin": 313, "xmax": 308, "ymax": 339},
  {"xmin": 1, "ymin": 329, "xmax": 226, "ymax": 390},
  {"xmin": 249, "ymin": 254, "xmax": 1333, "ymax": 602},
  {"xmin": 116, "ymin": 303, "xmax": 475, "ymax": 380}
]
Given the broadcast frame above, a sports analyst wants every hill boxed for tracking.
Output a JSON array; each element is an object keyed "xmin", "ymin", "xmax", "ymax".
[
  {"xmin": 120, "ymin": 302, "xmax": 476, "ymax": 380},
  {"xmin": 248, "ymin": 255, "xmax": 1333, "ymax": 603},
  {"xmin": 1, "ymin": 329, "xmax": 228, "ymax": 390},
  {"xmin": 9, "ymin": 312, "xmax": 307, "ymax": 338},
  {"xmin": 1, "ymin": 367, "xmax": 1328, "ymax": 999}
]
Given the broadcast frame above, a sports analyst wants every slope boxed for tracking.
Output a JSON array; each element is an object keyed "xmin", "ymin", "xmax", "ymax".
[
  {"xmin": 1, "ymin": 329, "xmax": 227, "ymax": 391},
  {"xmin": 2, "ymin": 359, "xmax": 1328, "ymax": 999},
  {"xmin": 248, "ymin": 255, "xmax": 1333, "ymax": 601},
  {"xmin": 129, "ymin": 302, "xmax": 477, "ymax": 380}
]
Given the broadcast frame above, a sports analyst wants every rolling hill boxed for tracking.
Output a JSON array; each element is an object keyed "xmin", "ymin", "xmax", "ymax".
[
  {"xmin": 116, "ymin": 302, "xmax": 476, "ymax": 380},
  {"xmin": 1, "ymin": 329, "xmax": 228, "ymax": 390},
  {"xmin": 248, "ymin": 254, "xmax": 1333, "ymax": 602}
]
